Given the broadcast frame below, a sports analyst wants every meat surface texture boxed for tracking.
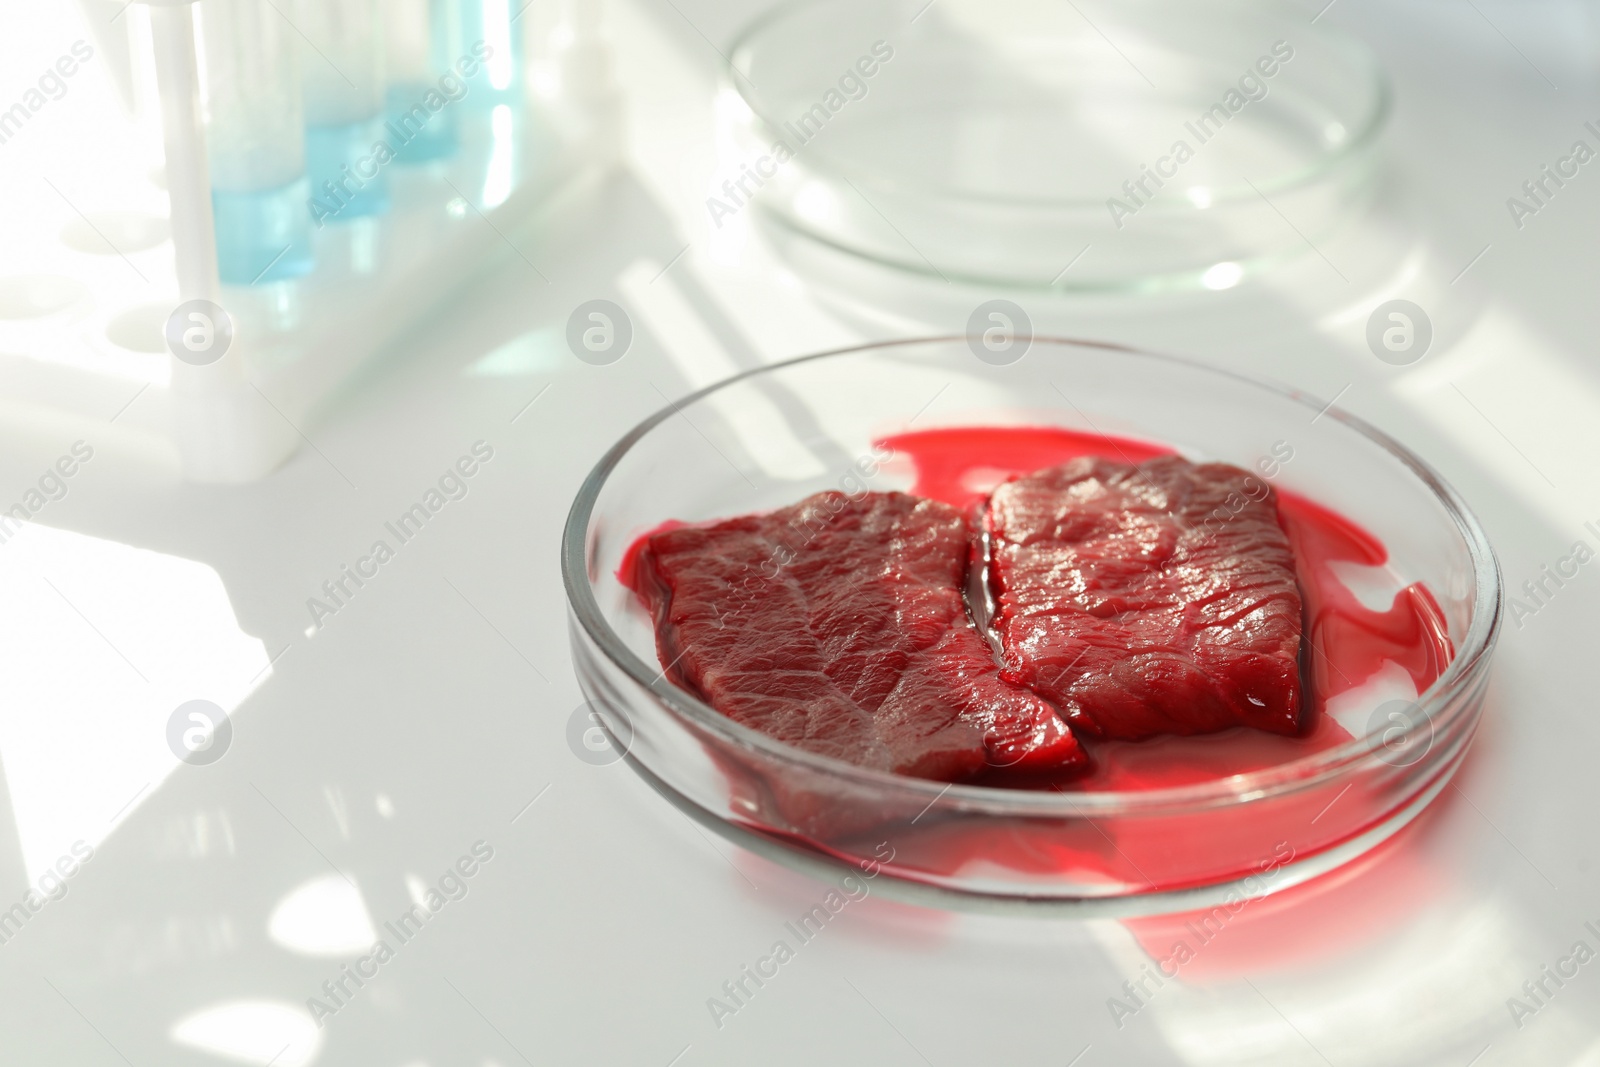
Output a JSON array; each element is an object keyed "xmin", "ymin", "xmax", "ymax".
[
  {"xmin": 629, "ymin": 491, "xmax": 1085, "ymax": 781},
  {"xmin": 985, "ymin": 456, "xmax": 1305, "ymax": 740}
]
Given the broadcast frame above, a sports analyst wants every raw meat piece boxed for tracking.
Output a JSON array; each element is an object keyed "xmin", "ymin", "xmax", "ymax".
[
  {"xmin": 985, "ymin": 456, "xmax": 1304, "ymax": 740},
  {"xmin": 627, "ymin": 491, "xmax": 1085, "ymax": 780}
]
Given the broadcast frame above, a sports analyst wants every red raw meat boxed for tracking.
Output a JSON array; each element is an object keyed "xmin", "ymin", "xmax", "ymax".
[
  {"xmin": 985, "ymin": 456, "xmax": 1304, "ymax": 740},
  {"xmin": 628, "ymin": 491, "xmax": 1085, "ymax": 780}
]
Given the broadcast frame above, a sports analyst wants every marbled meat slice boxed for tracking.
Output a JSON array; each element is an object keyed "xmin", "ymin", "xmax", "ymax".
[
  {"xmin": 985, "ymin": 456, "xmax": 1304, "ymax": 740},
  {"xmin": 627, "ymin": 491, "xmax": 1086, "ymax": 780}
]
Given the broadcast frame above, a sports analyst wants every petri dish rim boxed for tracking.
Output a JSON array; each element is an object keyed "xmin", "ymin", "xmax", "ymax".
[{"xmin": 722, "ymin": 0, "xmax": 1394, "ymax": 213}]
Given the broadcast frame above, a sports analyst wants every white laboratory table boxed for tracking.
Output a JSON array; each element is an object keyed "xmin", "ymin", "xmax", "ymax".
[{"xmin": 2, "ymin": 0, "xmax": 1600, "ymax": 1063}]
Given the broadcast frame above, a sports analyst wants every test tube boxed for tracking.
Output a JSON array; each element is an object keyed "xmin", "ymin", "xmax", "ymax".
[
  {"xmin": 384, "ymin": 0, "xmax": 464, "ymax": 162},
  {"xmin": 298, "ymin": 0, "xmax": 389, "ymax": 225},
  {"xmin": 198, "ymin": 0, "xmax": 314, "ymax": 283},
  {"xmin": 457, "ymin": 0, "xmax": 525, "ymax": 107}
]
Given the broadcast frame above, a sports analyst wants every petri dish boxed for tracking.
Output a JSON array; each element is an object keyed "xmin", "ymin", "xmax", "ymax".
[
  {"xmin": 562, "ymin": 338, "xmax": 1500, "ymax": 915},
  {"xmin": 721, "ymin": 0, "xmax": 1391, "ymax": 291}
]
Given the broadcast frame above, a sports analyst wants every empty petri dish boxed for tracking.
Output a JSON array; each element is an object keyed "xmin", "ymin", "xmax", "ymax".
[{"xmin": 722, "ymin": 0, "xmax": 1390, "ymax": 291}]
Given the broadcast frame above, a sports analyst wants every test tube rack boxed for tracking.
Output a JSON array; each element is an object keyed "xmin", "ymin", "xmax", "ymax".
[{"xmin": 1, "ymin": 0, "xmax": 621, "ymax": 483}]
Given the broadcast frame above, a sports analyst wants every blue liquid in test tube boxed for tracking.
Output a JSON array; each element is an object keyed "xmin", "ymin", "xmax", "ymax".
[
  {"xmin": 199, "ymin": 0, "xmax": 314, "ymax": 283},
  {"xmin": 210, "ymin": 182, "xmax": 314, "ymax": 282},
  {"xmin": 300, "ymin": 0, "xmax": 390, "ymax": 223},
  {"xmin": 385, "ymin": 0, "xmax": 463, "ymax": 163}
]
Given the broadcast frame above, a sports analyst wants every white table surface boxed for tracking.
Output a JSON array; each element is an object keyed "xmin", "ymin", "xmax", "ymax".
[{"xmin": 3, "ymin": 0, "xmax": 1600, "ymax": 1063}]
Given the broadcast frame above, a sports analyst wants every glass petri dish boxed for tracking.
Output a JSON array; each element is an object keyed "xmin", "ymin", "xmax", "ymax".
[
  {"xmin": 563, "ymin": 339, "xmax": 1500, "ymax": 915},
  {"xmin": 721, "ymin": 0, "xmax": 1391, "ymax": 292}
]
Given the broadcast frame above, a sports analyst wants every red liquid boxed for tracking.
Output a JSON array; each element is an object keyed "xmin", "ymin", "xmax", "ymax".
[{"xmin": 877, "ymin": 425, "xmax": 1454, "ymax": 791}]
